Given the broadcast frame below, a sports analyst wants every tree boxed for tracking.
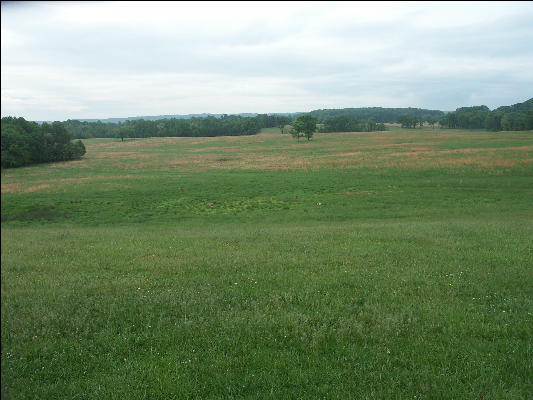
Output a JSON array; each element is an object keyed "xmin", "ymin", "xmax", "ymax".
[
  {"xmin": 367, "ymin": 117, "xmax": 377, "ymax": 131},
  {"xmin": 277, "ymin": 116, "xmax": 290, "ymax": 134},
  {"xmin": 291, "ymin": 114, "xmax": 317, "ymax": 142},
  {"xmin": 321, "ymin": 115, "xmax": 361, "ymax": 132},
  {"xmin": 64, "ymin": 140, "xmax": 86, "ymax": 160},
  {"xmin": 439, "ymin": 113, "xmax": 457, "ymax": 129},
  {"xmin": 116, "ymin": 124, "xmax": 134, "ymax": 141},
  {"xmin": 289, "ymin": 126, "xmax": 303, "ymax": 142},
  {"xmin": 1, "ymin": 125, "xmax": 31, "ymax": 168},
  {"xmin": 426, "ymin": 116, "xmax": 437, "ymax": 128},
  {"xmin": 397, "ymin": 114, "xmax": 416, "ymax": 128}
]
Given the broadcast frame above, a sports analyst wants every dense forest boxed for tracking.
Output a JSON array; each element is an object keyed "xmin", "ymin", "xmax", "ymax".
[
  {"xmin": 63, "ymin": 114, "xmax": 290, "ymax": 140},
  {"xmin": 310, "ymin": 107, "xmax": 444, "ymax": 123},
  {"xmin": 438, "ymin": 98, "xmax": 533, "ymax": 130},
  {"xmin": 319, "ymin": 115, "xmax": 387, "ymax": 132},
  {"xmin": 1, "ymin": 117, "xmax": 86, "ymax": 168}
]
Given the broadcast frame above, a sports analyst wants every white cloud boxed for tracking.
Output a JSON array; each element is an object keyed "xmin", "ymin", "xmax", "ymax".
[{"xmin": 1, "ymin": 1, "xmax": 532, "ymax": 120}]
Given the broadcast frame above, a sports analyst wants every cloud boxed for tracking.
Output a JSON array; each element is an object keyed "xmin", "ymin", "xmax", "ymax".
[{"xmin": 2, "ymin": 1, "xmax": 533, "ymax": 120}]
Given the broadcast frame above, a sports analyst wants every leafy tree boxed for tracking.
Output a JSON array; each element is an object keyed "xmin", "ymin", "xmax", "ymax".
[
  {"xmin": 289, "ymin": 126, "xmax": 302, "ymax": 142},
  {"xmin": 321, "ymin": 115, "xmax": 360, "ymax": 132},
  {"xmin": 375, "ymin": 123, "xmax": 387, "ymax": 131},
  {"xmin": 291, "ymin": 114, "xmax": 317, "ymax": 142},
  {"xmin": 116, "ymin": 124, "xmax": 134, "ymax": 141},
  {"xmin": 319, "ymin": 115, "xmax": 385, "ymax": 133},
  {"xmin": 426, "ymin": 116, "xmax": 437, "ymax": 128},
  {"xmin": 397, "ymin": 114, "xmax": 416, "ymax": 128},
  {"xmin": 439, "ymin": 113, "xmax": 457, "ymax": 129},
  {"xmin": 485, "ymin": 112, "xmax": 502, "ymax": 131},
  {"xmin": 1, "ymin": 125, "xmax": 32, "ymax": 167},
  {"xmin": 367, "ymin": 118, "xmax": 377, "ymax": 131},
  {"xmin": 277, "ymin": 116, "xmax": 290, "ymax": 134},
  {"xmin": 309, "ymin": 107, "xmax": 444, "ymax": 123}
]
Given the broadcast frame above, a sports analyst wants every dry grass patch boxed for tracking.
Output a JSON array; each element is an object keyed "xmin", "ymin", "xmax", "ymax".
[
  {"xmin": 1, "ymin": 175, "xmax": 140, "ymax": 194},
  {"xmin": 2, "ymin": 183, "xmax": 51, "ymax": 194}
]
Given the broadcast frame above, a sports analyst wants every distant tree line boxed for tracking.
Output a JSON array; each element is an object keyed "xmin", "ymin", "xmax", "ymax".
[
  {"xmin": 63, "ymin": 114, "xmax": 294, "ymax": 140},
  {"xmin": 64, "ymin": 113, "xmax": 389, "ymax": 139},
  {"xmin": 396, "ymin": 114, "xmax": 439, "ymax": 128},
  {"xmin": 3, "ymin": 99, "xmax": 530, "ymax": 169},
  {"xmin": 396, "ymin": 98, "xmax": 533, "ymax": 131},
  {"xmin": 438, "ymin": 100, "xmax": 533, "ymax": 130},
  {"xmin": 309, "ymin": 107, "xmax": 444, "ymax": 123},
  {"xmin": 318, "ymin": 115, "xmax": 387, "ymax": 132},
  {"xmin": 1, "ymin": 117, "xmax": 86, "ymax": 168}
]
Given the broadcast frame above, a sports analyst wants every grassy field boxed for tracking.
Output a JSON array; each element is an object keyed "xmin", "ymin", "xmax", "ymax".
[{"xmin": 2, "ymin": 128, "xmax": 533, "ymax": 399}]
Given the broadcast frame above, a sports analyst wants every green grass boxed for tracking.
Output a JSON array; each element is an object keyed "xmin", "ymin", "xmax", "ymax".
[{"xmin": 2, "ymin": 128, "xmax": 533, "ymax": 399}]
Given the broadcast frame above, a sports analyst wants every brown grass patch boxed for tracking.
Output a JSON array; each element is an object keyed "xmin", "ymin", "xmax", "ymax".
[
  {"xmin": 2, "ymin": 183, "xmax": 22, "ymax": 194},
  {"xmin": 91, "ymin": 152, "xmax": 153, "ymax": 160},
  {"xmin": 344, "ymin": 190, "xmax": 375, "ymax": 195},
  {"xmin": 2, "ymin": 183, "xmax": 51, "ymax": 194},
  {"xmin": 337, "ymin": 152, "xmax": 364, "ymax": 157},
  {"xmin": 2, "ymin": 175, "xmax": 140, "ymax": 194}
]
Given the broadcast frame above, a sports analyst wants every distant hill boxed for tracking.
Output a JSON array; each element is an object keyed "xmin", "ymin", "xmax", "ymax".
[
  {"xmin": 36, "ymin": 112, "xmax": 296, "ymax": 124},
  {"xmin": 71, "ymin": 113, "xmax": 259, "ymax": 124},
  {"xmin": 37, "ymin": 108, "xmax": 444, "ymax": 124}
]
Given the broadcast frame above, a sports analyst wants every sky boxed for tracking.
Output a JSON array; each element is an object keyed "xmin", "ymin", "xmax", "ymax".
[{"xmin": 1, "ymin": 1, "xmax": 533, "ymax": 121}]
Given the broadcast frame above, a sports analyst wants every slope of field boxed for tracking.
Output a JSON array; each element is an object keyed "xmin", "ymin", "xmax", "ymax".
[{"xmin": 2, "ymin": 128, "xmax": 533, "ymax": 398}]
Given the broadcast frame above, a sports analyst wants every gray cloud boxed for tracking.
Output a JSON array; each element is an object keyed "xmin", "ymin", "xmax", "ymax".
[{"xmin": 2, "ymin": 1, "xmax": 533, "ymax": 121}]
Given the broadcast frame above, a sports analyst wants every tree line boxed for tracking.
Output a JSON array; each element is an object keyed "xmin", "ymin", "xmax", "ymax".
[
  {"xmin": 1, "ymin": 117, "xmax": 86, "ymax": 168},
  {"xmin": 60, "ymin": 107, "xmax": 448, "ymax": 140},
  {"xmin": 396, "ymin": 114, "xmax": 439, "ymax": 128},
  {"xmin": 397, "ymin": 98, "xmax": 533, "ymax": 131},
  {"xmin": 438, "ymin": 100, "xmax": 533, "ymax": 130},
  {"xmin": 318, "ymin": 115, "xmax": 387, "ymax": 133},
  {"xmin": 64, "ymin": 114, "xmax": 293, "ymax": 140},
  {"xmin": 310, "ymin": 107, "xmax": 444, "ymax": 123}
]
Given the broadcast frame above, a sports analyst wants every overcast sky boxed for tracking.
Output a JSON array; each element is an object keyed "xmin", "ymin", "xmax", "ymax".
[{"xmin": 2, "ymin": 1, "xmax": 533, "ymax": 121}]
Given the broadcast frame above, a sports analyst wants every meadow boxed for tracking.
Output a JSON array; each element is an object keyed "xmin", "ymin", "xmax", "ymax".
[{"xmin": 2, "ymin": 127, "xmax": 533, "ymax": 399}]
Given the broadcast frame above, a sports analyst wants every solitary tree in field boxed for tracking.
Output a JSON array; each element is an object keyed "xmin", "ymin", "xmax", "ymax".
[
  {"xmin": 291, "ymin": 114, "xmax": 317, "ymax": 142},
  {"xmin": 116, "ymin": 124, "xmax": 134, "ymax": 142}
]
